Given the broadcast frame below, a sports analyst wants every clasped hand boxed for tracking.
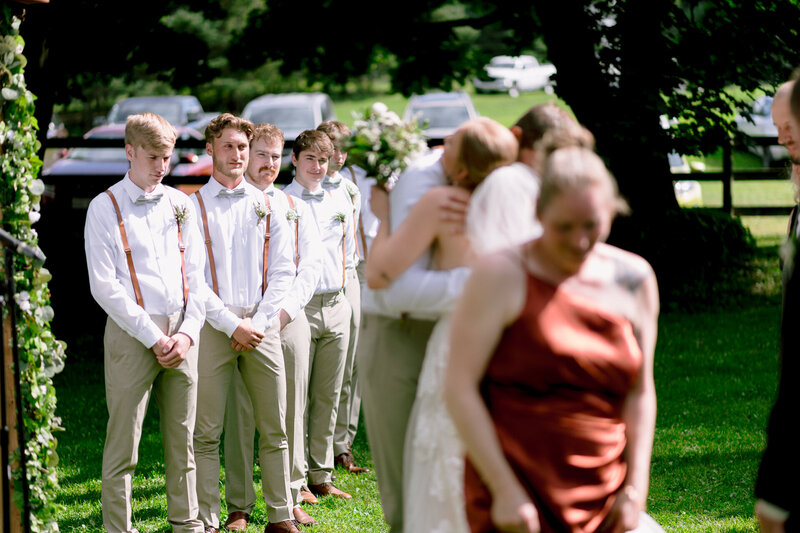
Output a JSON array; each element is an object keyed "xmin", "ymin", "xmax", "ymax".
[
  {"xmin": 230, "ymin": 317, "xmax": 264, "ymax": 352},
  {"xmin": 151, "ymin": 332, "xmax": 192, "ymax": 368}
]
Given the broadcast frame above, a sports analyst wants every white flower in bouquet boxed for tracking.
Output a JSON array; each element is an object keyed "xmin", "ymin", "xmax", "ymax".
[{"xmin": 346, "ymin": 102, "xmax": 428, "ymax": 190}]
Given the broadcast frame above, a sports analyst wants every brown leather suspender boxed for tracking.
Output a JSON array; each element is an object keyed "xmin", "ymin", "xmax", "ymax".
[
  {"xmin": 104, "ymin": 189, "xmax": 188, "ymax": 310},
  {"xmin": 262, "ymin": 193, "xmax": 271, "ymax": 296},
  {"xmin": 168, "ymin": 197, "xmax": 190, "ymax": 308},
  {"xmin": 346, "ymin": 166, "xmax": 368, "ymax": 260},
  {"xmin": 105, "ymin": 190, "xmax": 144, "ymax": 308},
  {"xmin": 286, "ymin": 194, "xmax": 300, "ymax": 266},
  {"xmin": 195, "ymin": 189, "xmax": 271, "ymax": 297},
  {"xmin": 194, "ymin": 190, "xmax": 220, "ymax": 296}
]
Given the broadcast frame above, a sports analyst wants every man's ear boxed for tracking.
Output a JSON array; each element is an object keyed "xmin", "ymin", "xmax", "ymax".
[
  {"xmin": 206, "ymin": 141, "xmax": 213, "ymax": 157},
  {"xmin": 125, "ymin": 144, "xmax": 135, "ymax": 162}
]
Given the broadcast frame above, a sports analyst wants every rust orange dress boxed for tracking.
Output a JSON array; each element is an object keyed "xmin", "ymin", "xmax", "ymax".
[{"xmin": 464, "ymin": 271, "xmax": 643, "ymax": 533}]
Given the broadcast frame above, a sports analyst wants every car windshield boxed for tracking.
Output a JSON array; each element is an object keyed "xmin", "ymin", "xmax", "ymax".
[
  {"xmin": 67, "ymin": 148, "xmax": 128, "ymax": 162},
  {"xmin": 491, "ymin": 61, "xmax": 517, "ymax": 69},
  {"xmin": 412, "ymin": 106, "xmax": 472, "ymax": 129},
  {"xmin": 108, "ymin": 101, "xmax": 183, "ymax": 125},
  {"xmin": 248, "ymin": 106, "xmax": 316, "ymax": 131}
]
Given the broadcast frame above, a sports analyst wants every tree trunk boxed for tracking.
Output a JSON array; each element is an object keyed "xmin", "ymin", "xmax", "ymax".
[{"xmin": 535, "ymin": 1, "xmax": 679, "ymax": 217}]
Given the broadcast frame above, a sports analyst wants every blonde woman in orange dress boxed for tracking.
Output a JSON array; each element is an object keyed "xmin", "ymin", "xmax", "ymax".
[{"xmin": 446, "ymin": 144, "xmax": 660, "ymax": 533}]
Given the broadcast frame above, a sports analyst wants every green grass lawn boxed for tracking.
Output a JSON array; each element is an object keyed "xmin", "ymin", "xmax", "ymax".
[
  {"xmin": 333, "ymin": 90, "xmax": 567, "ymax": 130},
  {"xmin": 53, "ymin": 290, "xmax": 783, "ymax": 532}
]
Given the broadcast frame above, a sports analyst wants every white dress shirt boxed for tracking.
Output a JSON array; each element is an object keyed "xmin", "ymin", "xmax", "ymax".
[
  {"xmin": 283, "ymin": 179, "xmax": 355, "ymax": 294},
  {"xmin": 84, "ymin": 174, "xmax": 207, "ymax": 348},
  {"xmin": 264, "ymin": 183, "xmax": 322, "ymax": 319},
  {"xmin": 340, "ymin": 164, "xmax": 379, "ymax": 256},
  {"xmin": 322, "ymin": 171, "xmax": 361, "ymax": 269},
  {"xmin": 467, "ymin": 162, "xmax": 543, "ymax": 255},
  {"xmin": 190, "ymin": 177, "xmax": 295, "ymax": 336},
  {"xmin": 362, "ymin": 149, "xmax": 471, "ymax": 319}
]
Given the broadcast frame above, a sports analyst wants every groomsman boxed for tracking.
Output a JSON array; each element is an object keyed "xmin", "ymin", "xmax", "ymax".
[
  {"xmin": 84, "ymin": 112, "xmax": 206, "ymax": 533},
  {"xmin": 283, "ymin": 129, "xmax": 355, "ymax": 500},
  {"xmin": 222, "ymin": 123, "xmax": 322, "ymax": 529},
  {"xmin": 317, "ymin": 120, "xmax": 370, "ymax": 474},
  {"xmin": 189, "ymin": 113, "xmax": 299, "ymax": 533}
]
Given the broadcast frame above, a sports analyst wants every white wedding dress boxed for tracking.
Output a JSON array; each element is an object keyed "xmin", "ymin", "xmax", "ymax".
[
  {"xmin": 402, "ymin": 313, "xmax": 468, "ymax": 532},
  {"xmin": 402, "ymin": 164, "xmax": 540, "ymax": 533}
]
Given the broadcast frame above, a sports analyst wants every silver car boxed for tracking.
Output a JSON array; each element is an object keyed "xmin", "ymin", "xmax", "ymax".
[{"xmin": 402, "ymin": 91, "xmax": 479, "ymax": 144}]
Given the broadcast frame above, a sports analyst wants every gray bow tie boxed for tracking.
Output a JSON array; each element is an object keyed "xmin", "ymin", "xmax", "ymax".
[
  {"xmin": 217, "ymin": 187, "xmax": 246, "ymax": 198},
  {"xmin": 322, "ymin": 175, "xmax": 341, "ymax": 188},
  {"xmin": 302, "ymin": 189, "xmax": 325, "ymax": 202},
  {"xmin": 135, "ymin": 192, "xmax": 163, "ymax": 205},
  {"xmin": 265, "ymin": 189, "xmax": 275, "ymax": 196}
]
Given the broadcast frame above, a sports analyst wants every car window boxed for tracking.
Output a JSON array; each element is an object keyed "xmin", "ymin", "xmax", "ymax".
[
  {"xmin": 68, "ymin": 148, "xmax": 128, "ymax": 162},
  {"xmin": 249, "ymin": 106, "xmax": 317, "ymax": 131},
  {"xmin": 413, "ymin": 106, "xmax": 472, "ymax": 129},
  {"xmin": 108, "ymin": 101, "xmax": 184, "ymax": 125}
]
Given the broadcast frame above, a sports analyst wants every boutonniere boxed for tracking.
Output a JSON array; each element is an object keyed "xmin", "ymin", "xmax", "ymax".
[
  {"xmin": 332, "ymin": 211, "xmax": 347, "ymax": 223},
  {"xmin": 254, "ymin": 201, "xmax": 269, "ymax": 222},
  {"xmin": 344, "ymin": 181, "xmax": 359, "ymax": 202},
  {"xmin": 174, "ymin": 204, "xmax": 189, "ymax": 229},
  {"xmin": 286, "ymin": 208, "xmax": 300, "ymax": 222}
]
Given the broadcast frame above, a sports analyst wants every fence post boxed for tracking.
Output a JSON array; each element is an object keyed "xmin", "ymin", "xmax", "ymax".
[{"xmin": 722, "ymin": 139, "xmax": 733, "ymax": 215}]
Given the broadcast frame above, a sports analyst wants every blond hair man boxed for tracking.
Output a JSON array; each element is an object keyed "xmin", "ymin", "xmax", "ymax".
[{"xmin": 84, "ymin": 112, "xmax": 207, "ymax": 532}]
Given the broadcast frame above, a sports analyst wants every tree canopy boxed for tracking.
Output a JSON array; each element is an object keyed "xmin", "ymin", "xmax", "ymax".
[{"xmin": 18, "ymin": 0, "xmax": 800, "ymax": 214}]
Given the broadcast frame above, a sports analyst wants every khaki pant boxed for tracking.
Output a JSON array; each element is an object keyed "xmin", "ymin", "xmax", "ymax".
[
  {"xmin": 358, "ymin": 314, "xmax": 435, "ymax": 533},
  {"xmin": 304, "ymin": 290, "xmax": 351, "ymax": 484},
  {"xmin": 224, "ymin": 311, "xmax": 312, "ymax": 511},
  {"xmin": 194, "ymin": 311, "xmax": 292, "ymax": 527},
  {"xmin": 334, "ymin": 266, "xmax": 363, "ymax": 456},
  {"xmin": 102, "ymin": 313, "xmax": 203, "ymax": 533}
]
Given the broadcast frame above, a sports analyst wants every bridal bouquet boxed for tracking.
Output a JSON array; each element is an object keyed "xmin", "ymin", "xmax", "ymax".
[{"xmin": 345, "ymin": 102, "xmax": 428, "ymax": 190}]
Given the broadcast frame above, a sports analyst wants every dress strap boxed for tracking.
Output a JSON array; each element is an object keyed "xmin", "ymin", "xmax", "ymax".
[
  {"xmin": 194, "ymin": 190, "xmax": 220, "ymax": 296},
  {"xmin": 104, "ymin": 189, "xmax": 144, "ymax": 309}
]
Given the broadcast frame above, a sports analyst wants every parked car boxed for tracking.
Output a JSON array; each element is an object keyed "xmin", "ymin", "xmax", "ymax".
[
  {"xmin": 473, "ymin": 55, "xmax": 556, "ymax": 96},
  {"xmin": 402, "ymin": 91, "xmax": 479, "ymax": 144},
  {"xmin": 42, "ymin": 124, "xmax": 212, "ymax": 206},
  {"xmin": 241, "ymin": 92, "xmax": 336, "ymax": 178},
  {"xmin": 105, "ymin": 95, "xmax": 205, "ymax": 127},
  {"xmin": 734, "ymin": 94, "xmax": 788, "ymax": 166}
]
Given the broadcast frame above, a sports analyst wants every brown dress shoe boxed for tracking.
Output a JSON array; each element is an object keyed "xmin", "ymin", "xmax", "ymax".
[
  {"xmin": 293, "ymin": 505, "xmax": 317, "ymax": 526},
  {"xmin": 334, "ymin": 452, "xmax": 370, "ymax": 474},
  {"xmin": 263, "ymin": 520, "xmax": 300, "ymax": 533},
  {"xmin": 224, "ymin": 511, "xmax": 250, "ymax": 531},
  {"xmin": 299, "ymin": 485, "xmax": 319, "ymax": 504},
  {"xmin": 307, "ymin": 482, "xmax": 352, "ymax": 499}
]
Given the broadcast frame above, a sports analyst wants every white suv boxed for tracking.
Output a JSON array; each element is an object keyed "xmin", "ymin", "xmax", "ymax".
[{"xmin": 473, "ymin": 55, "xmax": 556, "ymax": 96}]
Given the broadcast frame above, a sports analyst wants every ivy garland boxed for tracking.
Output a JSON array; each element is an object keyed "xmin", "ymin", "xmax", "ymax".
[{"xmin": 1, "ymin": 6, "xmax": 65, "ymax": 532}]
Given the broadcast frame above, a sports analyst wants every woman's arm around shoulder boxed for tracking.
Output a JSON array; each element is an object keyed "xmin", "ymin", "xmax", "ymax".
[{"xmin": 365, "ymin": 185, "xmax": 465, "ymax": 289}]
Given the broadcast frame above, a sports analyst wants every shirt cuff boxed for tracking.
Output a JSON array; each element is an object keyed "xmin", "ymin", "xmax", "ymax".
[
  {"xmin": 177, "ymin": 319, "xmax": 201, "ymax": 346},
  {"xmin": 251, "ymin": 311, "xmax": 270, "ymax": 333},
  {"xmin": 213, "ymin": 310, "xmax": 241, "ymax": 339},
  {"xmin": 280, "ymin": 299, "xmax": 301, "ymax": 322},
  {"xmin": 138, "ymin": 322, "xmax": 166, "ymax": 350},
  {"xmin": 755, "ymin": 499, "xmax": 790, "ymax": 522}
]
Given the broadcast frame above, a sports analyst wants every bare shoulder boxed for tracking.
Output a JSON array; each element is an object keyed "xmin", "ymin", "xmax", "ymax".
[
  {"xmin": 594, "ymin": 242, "xmax": 655, "ymax": 291},
  {"xmin": 420, "ymin": 185, "xmax": 468, "ymax": 204}
]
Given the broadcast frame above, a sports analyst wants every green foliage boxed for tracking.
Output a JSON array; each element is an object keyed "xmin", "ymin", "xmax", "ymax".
[
  {"xmin": 1, "ymin": 7, "xmax": 65, "ymax": 531},
  {"xmin": 608, "ymin": 209, "xmax": 764, "ymax": 312}
]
